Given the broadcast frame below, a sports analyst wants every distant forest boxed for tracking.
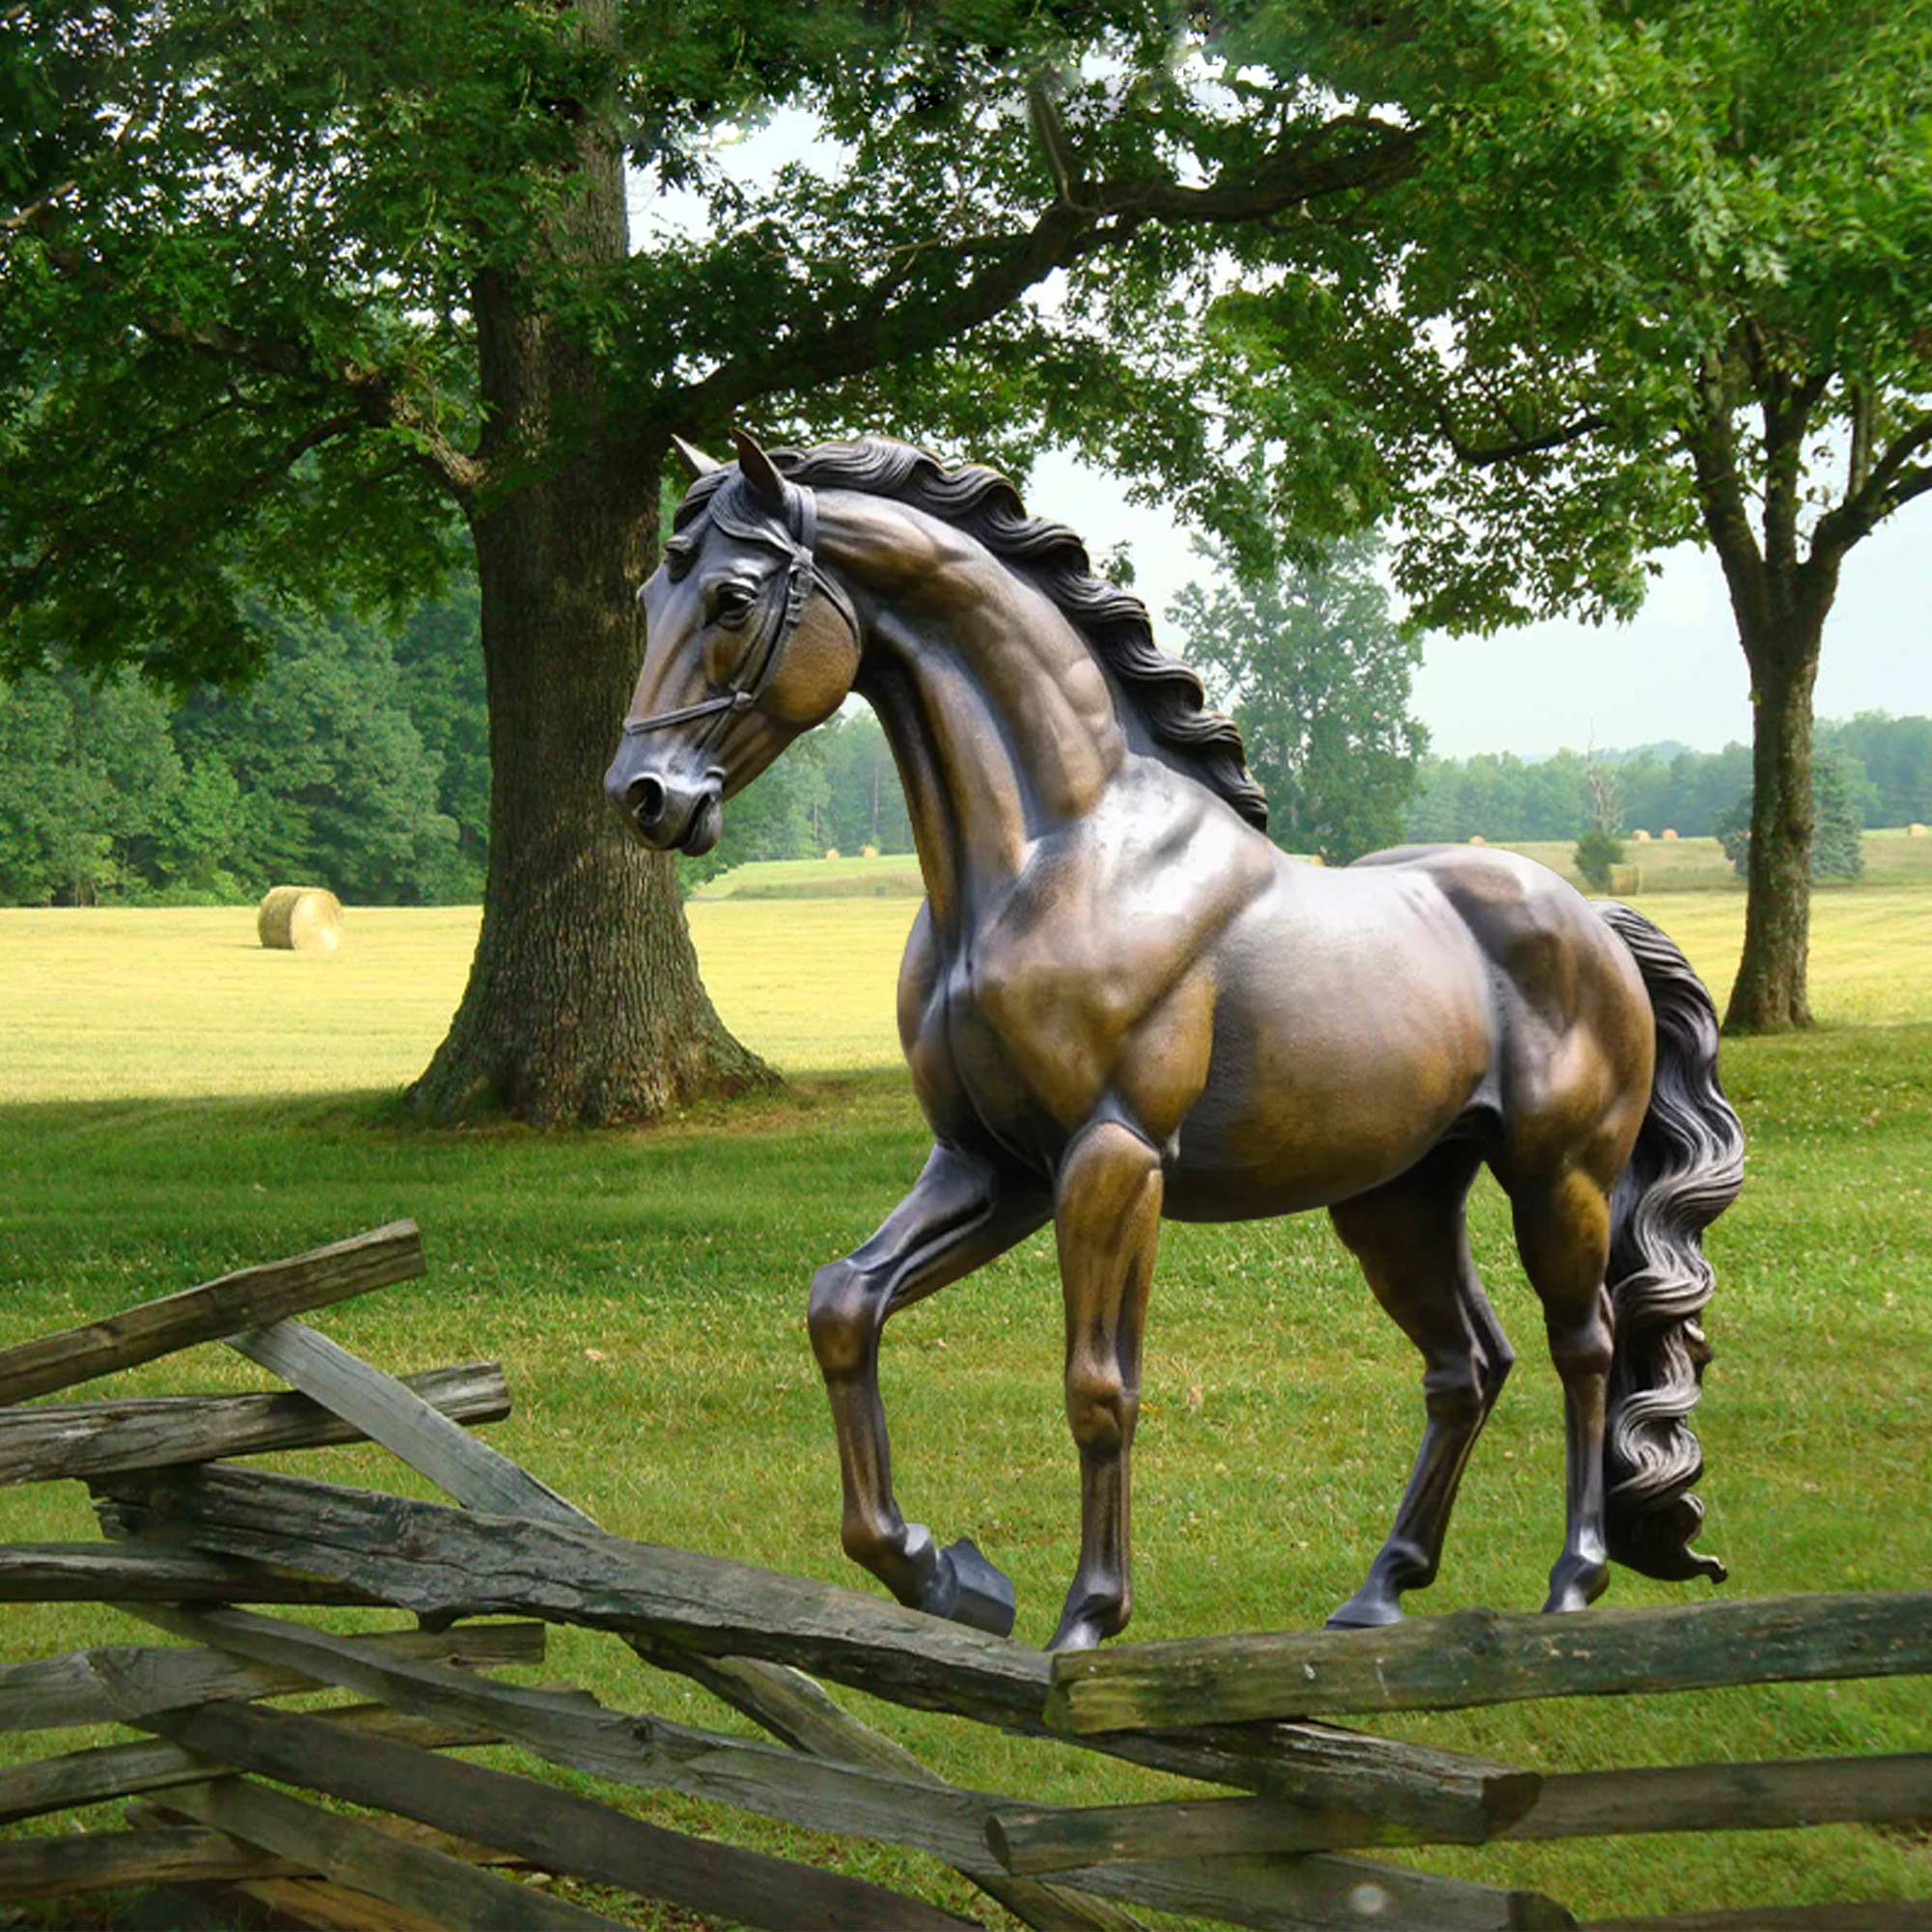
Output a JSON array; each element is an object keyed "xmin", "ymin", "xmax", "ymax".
[{"xmin": 1, "ymin": 583, "xmax": 1926, "ymax": 905}]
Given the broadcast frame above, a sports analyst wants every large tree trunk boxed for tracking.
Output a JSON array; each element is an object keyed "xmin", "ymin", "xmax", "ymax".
[
  {"xmin": 1723, "ymin": 607, "xmax": 1828, "ymax": 1035},
  {"xmin": 407, "ymin": 472, "xmax": 774, "ymax": 1125},
  {"xmin": 407, "ymin": 3, "xmax": 774, "ymax": 1125}
]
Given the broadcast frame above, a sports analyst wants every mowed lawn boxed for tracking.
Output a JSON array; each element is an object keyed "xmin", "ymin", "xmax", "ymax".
[{"xmin": 0, "ymin": 876, "xmax": 1928, "ymax": 1925}]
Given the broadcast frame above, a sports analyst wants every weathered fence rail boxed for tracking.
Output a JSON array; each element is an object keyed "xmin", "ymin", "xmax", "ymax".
[{"xmin": 2, "ymin": 1221, "xmax": 1926, "ymax": 1931}]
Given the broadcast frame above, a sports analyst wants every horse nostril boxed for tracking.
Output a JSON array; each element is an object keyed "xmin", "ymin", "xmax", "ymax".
[{"xmin": 628, "ymin": 775, "xmax": 668, "ymax": 829}]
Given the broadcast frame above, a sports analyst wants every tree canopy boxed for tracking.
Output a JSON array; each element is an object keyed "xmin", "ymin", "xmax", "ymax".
[
  {"xmin": 1169, "ymin": 534, "xmax": 1426, "ymax": 863},
  {"xmin": 1180, "ymin": 1, "xmax": 1932, "ymax": 1028},
  {"xmin": 1, "ymin": 0, "xmax": 1424, "ymax": 1122}
]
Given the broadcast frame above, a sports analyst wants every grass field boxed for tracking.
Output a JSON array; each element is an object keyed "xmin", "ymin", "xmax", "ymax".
[{"xmin": 1, "ymin": 871, "xmax": 1928, "ymax": 1925}]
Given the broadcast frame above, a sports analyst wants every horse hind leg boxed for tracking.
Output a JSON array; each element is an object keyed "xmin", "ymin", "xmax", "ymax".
[
  {"xmin": 1326, "ymin": 1143, "xmax": 1514, "ymax": 1630},
  {"xmin": 1502, "ymin": 1159, "xmax": 1617, "ymax": 1614}
]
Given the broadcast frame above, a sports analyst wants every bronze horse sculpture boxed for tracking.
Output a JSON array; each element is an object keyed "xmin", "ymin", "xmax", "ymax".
[{"xmin": 606, "ymin": 431, "xmax": 1746, "ymax": 1651}]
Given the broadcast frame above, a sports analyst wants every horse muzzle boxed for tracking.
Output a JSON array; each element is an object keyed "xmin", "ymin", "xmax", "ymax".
[{"xmin": 604, "ymin": 752, "xmax": 724, "ymax": 856}]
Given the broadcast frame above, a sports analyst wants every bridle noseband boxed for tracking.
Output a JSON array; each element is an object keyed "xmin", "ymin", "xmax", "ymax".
[{"xmin": 623, "ymin": 477, "xmax": 857, "ymax": 745}]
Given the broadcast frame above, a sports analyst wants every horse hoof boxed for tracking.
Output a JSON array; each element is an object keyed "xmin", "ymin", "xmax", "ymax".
[
  {"xmin": 1325, "ymin": 1590, "xmax": 1406, "ymax": 1631},
  {"xmin": 1542, "ymin": 1559, "xmax": 1608, "ymax": 1614},
  {"xmin": 919, "ymin": 1537, "xmax": 1016, "ymax": 1636}
]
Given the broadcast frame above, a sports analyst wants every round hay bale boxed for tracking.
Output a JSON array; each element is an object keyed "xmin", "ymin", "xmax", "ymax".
[
  {"xmin": 1911, "ymin": 822, "xmax": 1928, "ymax": 838},
  {"xmin": 1662, "ymin": 827, "xmax": 1680, "ymax": 841},
  {"xmin": 258, "ymin": 886, "xmax": 344, "ymax": 952},
  {"xmin": 862, "ymin": 843, "xmax": 880, "ymax": 860},
  {"xmin": 1467, "ymin": 834, "xmax": 1487, "ymax": 846},
  {"xmin": 824, "ymin": 847, "xmax": 840, "ymax": 861},
  {"xmin": 1608, "ymin": 864, "xmax": 1641, "ymax": 895},
  {"xmin": 1632, "ymin": 828, "xmax": 1652, "ymax": 843}
]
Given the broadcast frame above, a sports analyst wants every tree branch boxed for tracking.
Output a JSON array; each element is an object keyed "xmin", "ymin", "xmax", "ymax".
[
  {"xmin": 1683, "ymin": 354, "xmax": 1771, "ymax": 649},
  {"xmin": 38, "ymin": 243, "xmax": 485, "ymax": 499},
  {"xmin": 1440, "ymin": 410, "xmax": 1607, "ymax": 468},
  {"xmin": 663, "ymin": 95, "xmax": 1420, "ymax": 431},
  {"xmin": 1810, "ymin": 407, "xmax": 1932, "ymax": 561}
]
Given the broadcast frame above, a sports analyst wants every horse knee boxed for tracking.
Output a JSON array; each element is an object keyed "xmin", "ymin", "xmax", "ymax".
[
  {"xmin": 808, "ymin": 1262, "xmax": 880, "ymax": 1378},
  {"xmin": 1065, "ymin": 1360, "xmax": 1133, "ymax": 1454}
]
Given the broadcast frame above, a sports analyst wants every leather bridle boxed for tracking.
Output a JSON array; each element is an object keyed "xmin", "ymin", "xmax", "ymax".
[{"xmin": 621, "ymin": 478, "xmax": 858, "ymax": 748}]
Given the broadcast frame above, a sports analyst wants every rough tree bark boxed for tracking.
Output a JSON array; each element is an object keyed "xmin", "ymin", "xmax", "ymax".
[
  {"xmin": 406, "ymin": 5, "xmax": 774, "ymax": 1124},
  {"xmin": 1727, "ymin": 621, "xmax": 1825, "ymax": 1033},
  {"xmin": 1690, "ymin": 373, "xmax": 1843, "ymax": 1037}
]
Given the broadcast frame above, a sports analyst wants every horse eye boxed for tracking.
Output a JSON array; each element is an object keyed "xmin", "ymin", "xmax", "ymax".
[{"xmin": 712, "ymin": 582, "xmax": 756, "ymax": 627}]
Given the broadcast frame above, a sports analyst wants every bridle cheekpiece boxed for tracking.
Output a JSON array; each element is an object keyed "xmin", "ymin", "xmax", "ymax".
[{"xmin": 623, "ymin": 468, "xmax": 857, "ymax": 746}]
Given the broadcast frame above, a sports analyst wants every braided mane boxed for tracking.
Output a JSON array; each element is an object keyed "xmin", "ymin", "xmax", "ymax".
[{"xmin": 673, "ymin": 437, "xmax": 1269, "ymax": 832}]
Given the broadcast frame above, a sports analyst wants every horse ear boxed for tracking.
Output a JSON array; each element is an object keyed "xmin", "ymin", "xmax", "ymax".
[
  {"xmin": 669, "ymin": 435, "xmax": 720, "ymax": 480},
  {"xmin": 730, "ymin": 426, "xmax": 785, "ymax": 506}
]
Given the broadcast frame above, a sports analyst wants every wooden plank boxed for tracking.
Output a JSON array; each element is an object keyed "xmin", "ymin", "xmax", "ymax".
[
  {"xmin": 221, "ymin": 1327, "xmax": 1137, "ymax": 1932},
  {"xmin": 221, "ymin": 1315, "xmax": 1516, "ymax": 1931},
  {"xmin": 1044, "ymin": 1592, "xmax": 1932, "ymax": 1732},
  {"xmin": 1504, "ymin": 1752, "xmax": 1932, "ymax": 1841},
  {"xmin": 1584, "ymin": 1905, "xmax": 1932, "ymax": 1930},
  {"xmin": 0, "ymin": 1620, "xmax": 543, "ymax": 1732},
  {"xmin": 990, "ymin": 1792, "xmax": 1444, "ymax": 1872},
  {"xmin": 0, "ymin": 1543, "xmax": 386, "ymax": 1605},
  {"xmin": 0, "ymin": 1360, "xmax": 507, "ymax": 1485},
  {"xmin": 145, "ymin": 1607, "xmax": 1565, "ymax": 1932},
  {"xmin": 156, "ymin": 1775, "xmax": 622, "ymax": 1931},
  {"xmin": 218, "ymin": 1876, "xmax": 453, "ymax": 1932},
  {"xmin": 989, "ymin": 1750, "xmax": 1932, "ymax": 1870},
  {"xmin": 226, "ymin": 1320, "xmax": 572, "ymax": 1519},
  {"xmin": 0, "ymin": 1222, "xmax": 423, "ymax": 1405},
  {"xmin": 0, "ymin": 1824, "xmax": 305, "ymax": 1900},
  {"xmin": 96, "ymin": 1462, "xmax": 1051, "ymax": 1725},
  {"xmin": 138, "ymin": 1605, "xmax": 999, "ymax": 1868},
  {"xmin": 0, "ymin": 1702, "xmax": 499, "ymax": 1827},
  {"xmin": 628, "ymin": 1633, "xmax": 1149, "ymax": 1932},
  {"xmin": 99, "ymin": 1461, "xmax": 1517, "ymax": 1820},
  {"xmin": 1058, "ymin": 1850, "xmax": 1575, "ymax": 1930},
  {"xmin": 128, "ymin": 1693, "xmax": 980, "ymax": 1932},
  {"xmin": 223, "ymin": 1323, "xmax": 1522, "ymax": 1932},
  {"xmin": 127, "ymin": 1793, "xmax": 533, "ymax": 1870},
  {"xmin": 1091, "ymin": 1715, "xmax": 1525, "ymax": 1831}
]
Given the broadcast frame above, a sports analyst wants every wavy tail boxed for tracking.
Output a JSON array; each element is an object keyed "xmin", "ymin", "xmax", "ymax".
[{"xmin": 1598, "ymin": 902, "xmax": 1746, "ymax": 1583}]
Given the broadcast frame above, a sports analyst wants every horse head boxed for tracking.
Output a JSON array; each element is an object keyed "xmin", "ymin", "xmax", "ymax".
[{"xmin": 605, "ymin": 428, "xmax": 861, "ymax": 855}]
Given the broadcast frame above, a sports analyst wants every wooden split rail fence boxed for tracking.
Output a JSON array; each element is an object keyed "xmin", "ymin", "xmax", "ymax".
[{"xmin": 1, "ymin": 1221, "xmax": 1927, "ymax": 1931}]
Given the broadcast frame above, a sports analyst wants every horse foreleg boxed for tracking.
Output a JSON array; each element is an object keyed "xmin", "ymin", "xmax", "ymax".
[
  {"xmin": 1508, "ymin": 1164, "xmax": 1616, "ymax": 1614},
  {"xmin": 808, "ymin": 1142, "xmax": 1049, "ymax": 1634},
  {"xmin": 1050, "ymin": 1119, "xmax": 1164, "ymax": 1653},
  {"xmin": 1327, "ymin": 1144, "xmax": 1510, "ymax": 1629}
]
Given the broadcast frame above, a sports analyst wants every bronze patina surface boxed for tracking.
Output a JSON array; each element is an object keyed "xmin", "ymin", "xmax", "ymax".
[{"xmin": 607, "ymin": 433, "xmax": 1747, "ymax": 1651}]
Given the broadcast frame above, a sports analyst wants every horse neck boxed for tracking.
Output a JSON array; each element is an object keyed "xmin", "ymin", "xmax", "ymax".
[{"xmin": 816, "ymin": 492, "xmax": 1124, "ymax": 935}]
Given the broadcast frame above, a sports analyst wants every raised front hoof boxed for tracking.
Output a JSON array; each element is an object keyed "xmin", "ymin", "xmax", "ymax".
[
  {"xmin": 1542, "ymin": 1558, "xmax": 1609, "ymax": 1615},
  {"xmin": 917, "ymin": 1536, "xmax": 1016, "ymax": 1637}
]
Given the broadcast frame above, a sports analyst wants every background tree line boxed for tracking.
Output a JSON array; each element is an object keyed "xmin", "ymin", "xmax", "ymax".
[
  {"xmin": 0, "ymin": 580, "xmax": 906, "ymax": 907},
  {"xmin": 1404, "ymin": 715, "xmax": 1931, "ymax": 847},
  {"xmin": 7, "ymin": 535, "xmax": 1921, "ymax": 906}
]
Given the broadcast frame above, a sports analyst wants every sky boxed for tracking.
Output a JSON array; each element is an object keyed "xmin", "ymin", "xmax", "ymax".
[
  {"xmin": 644, "ymin": 112, "xmax": 1932, "ymax": 765},
  {"xmin": 1029, "ymin": 447, "xmax": 1932, "ymax": 759}
]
